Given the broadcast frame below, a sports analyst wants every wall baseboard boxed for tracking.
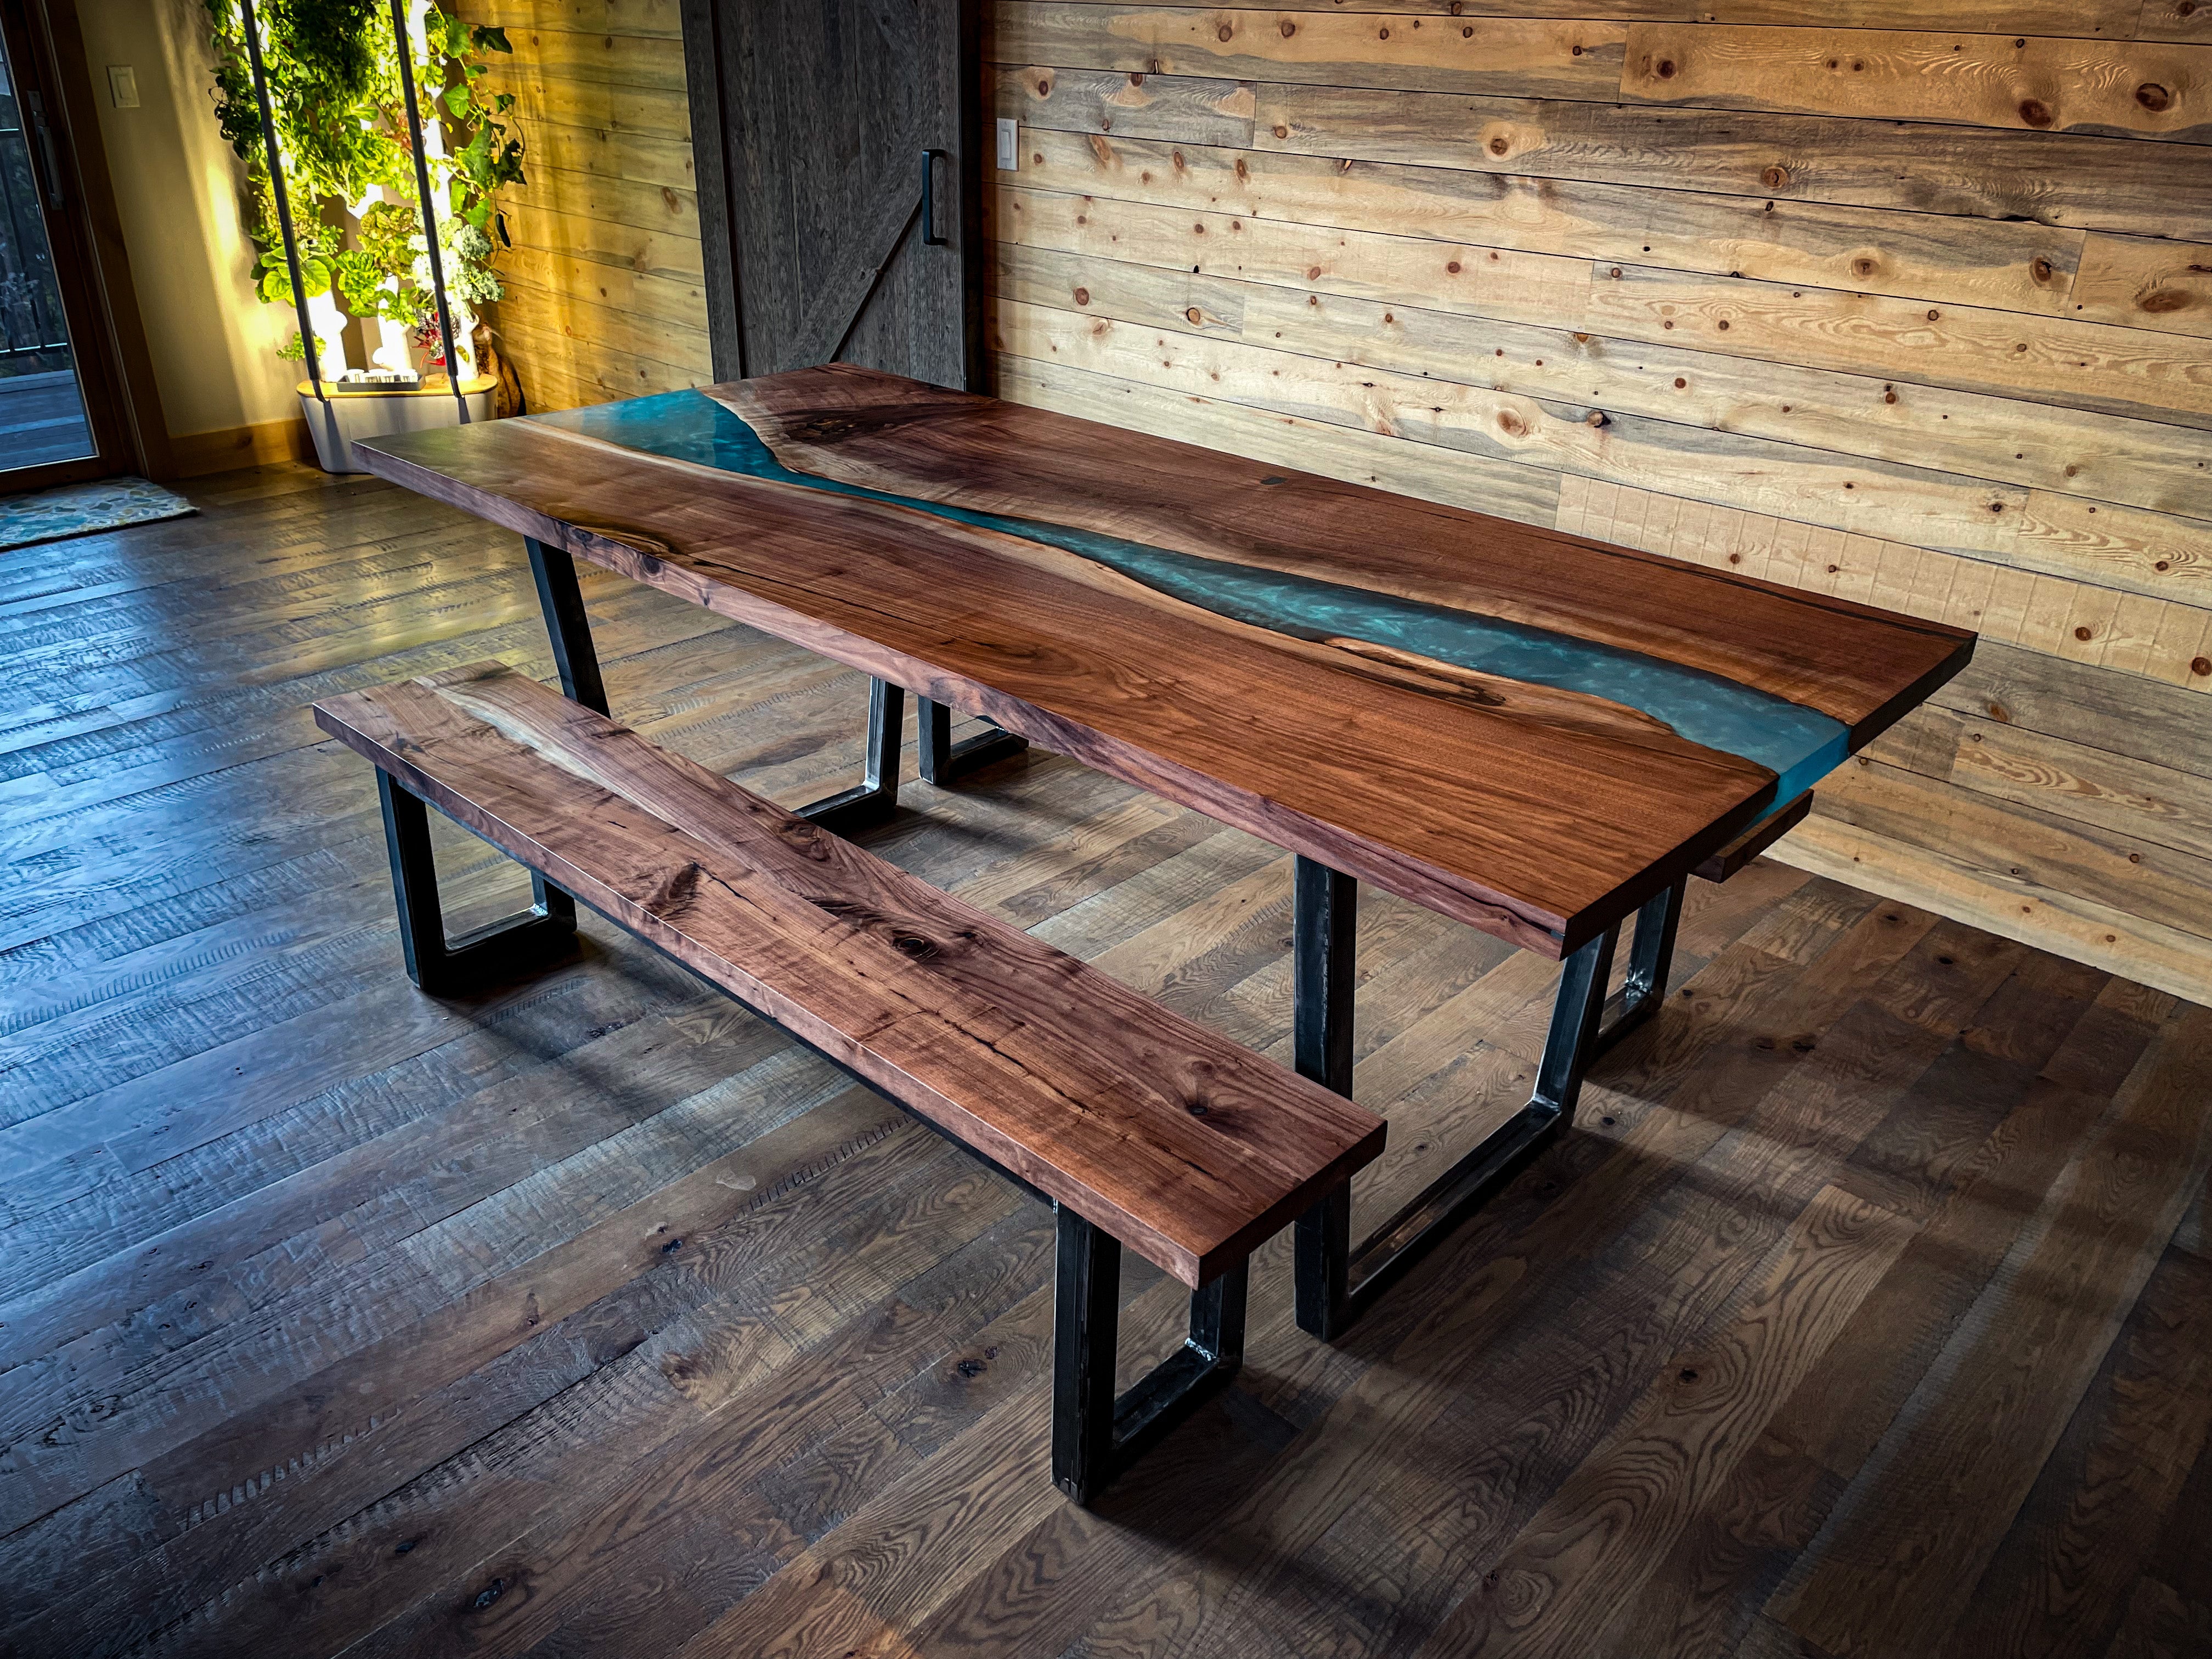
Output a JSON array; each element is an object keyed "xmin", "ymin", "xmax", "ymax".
[{"xmin": 168, "ymin": 417, "xmax": 315, "ymax": 478}]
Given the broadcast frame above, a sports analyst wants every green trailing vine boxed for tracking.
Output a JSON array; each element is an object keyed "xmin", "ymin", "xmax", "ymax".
[{"xmin": 199, "ymin": 0, "xmax": 525, "ymax": 369}]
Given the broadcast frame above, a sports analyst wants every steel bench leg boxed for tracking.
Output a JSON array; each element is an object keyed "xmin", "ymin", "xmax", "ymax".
[
  {"xmin": 1292, "ymin": 854, "xmax": 1668, "ymax": 1340},
  {"xmin": 918, "ymin": 697, "xmax": 1028, "ymax": 785},
  {"xmin": 378, "ymin": 771, "xmax": 578, "ymax": 996},
  {"xmin": 1053, "ymin": 1204, "xmax": 1249, "ymax": 1505}
]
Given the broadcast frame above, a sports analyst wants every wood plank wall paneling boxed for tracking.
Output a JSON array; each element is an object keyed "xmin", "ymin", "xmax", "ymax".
[
  {"xmin": 455, "ymin": 0, "xmax": 710, "ymax": 410},
  {"xmin": 980, "ymin": 3, "xmax": 2212, "ymax": 1006}
]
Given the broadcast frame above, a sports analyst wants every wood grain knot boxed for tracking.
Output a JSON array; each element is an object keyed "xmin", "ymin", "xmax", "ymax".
[
  {"xmin": 786, "ymin": 416, "xmax": 866, "ymax": 443},
  {"xmin": 579, "ymin": 524, "xmax": 677, "ymax": 565},
  {"xmin": 2141, "ymin": 289, "xmax": 2193, "ymax": 313},
  {"xmin": 1762, "ymin": 165, "xmax": 1790, "ymax": 188},
  {"xmin": 645, "ymin": 862, "xmax": 704, "ymax": 916},
  {"xmin": 2018, "ymin": 98, "xmax": 2054, "ymax": 127},
  {"xmin": 2138, "ymin": 83, "xmax": 2174, "ymax": 112}
]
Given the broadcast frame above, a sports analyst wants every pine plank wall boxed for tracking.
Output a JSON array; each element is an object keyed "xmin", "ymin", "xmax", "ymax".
[
  {"xmin": 983, "ymin": 2, "xmax": 2212, "ymax": 1006},
  {"xmin": 460, "ymin": 0, "xmax": 714, "ymax": 410},
  {"xmin": 461, "ymin": 2, "xmax": 2212, "ymax": 1007}
]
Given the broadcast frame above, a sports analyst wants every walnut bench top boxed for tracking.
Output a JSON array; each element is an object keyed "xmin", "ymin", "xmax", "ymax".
[{"xmin": 314, "ymin": 663, "xmax": 1386, "ymax": 1288}]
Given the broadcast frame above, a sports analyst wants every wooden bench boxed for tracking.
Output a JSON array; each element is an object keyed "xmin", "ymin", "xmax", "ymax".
[{"xmin": 314, "ymin": 662, "xmax": 1385, "ymax": 1504}]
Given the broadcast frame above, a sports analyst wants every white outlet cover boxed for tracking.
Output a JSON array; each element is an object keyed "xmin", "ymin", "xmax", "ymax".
[
  {"xmin": 996, "ymin": 117, "xmax": 1018, "ymax": 171},
  {"xmin": 108, "ymin": 65, "xmax": 140, "ymax": 109}
]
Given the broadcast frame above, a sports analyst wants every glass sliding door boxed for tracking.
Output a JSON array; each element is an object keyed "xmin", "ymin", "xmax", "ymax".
[{"xmin": 0, "ymin": 14, "xmax": 93, "ymax": 477}]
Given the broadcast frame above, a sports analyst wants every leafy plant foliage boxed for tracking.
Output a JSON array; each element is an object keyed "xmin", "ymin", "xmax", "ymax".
[{"xmin": 200, "ymin": 0, "xmax": 524, "ymax": 362}]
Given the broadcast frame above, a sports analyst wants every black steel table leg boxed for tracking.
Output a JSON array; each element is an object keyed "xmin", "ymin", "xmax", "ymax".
[
  {"xmin": 379, "ymin": 771, "xmax": 578, "ymax": 996},
  {"xmin": 525, "ymin": 536, "xmax": 610, "ymax": 716},
  {"xmin": 1052, "ymin": 1204, "xmax": 1250, "ymax": 1505},
  {"xmin": 1293, "ymin": 854, "xmax": 1652, "ymax": 1340},
  {"xmin": 531, "ymin": 535, "xmax": 928, "ymax": 840},
  {"xmin": 799, "ymin": 677, "xmax": 905, "ymax": 834},
  {"xmin": 1293, "ymin": 856, "xmax": 1358, "ymax": 1096},
  {"xmin": 523, "ymin": 535, "xmax": 610, "ymax": 919},
  {"xmin": 919, "ymin": 697, "xmax": 1028, "ymax": 785},
  {"xmin": 1592, "ymin": 876, "xmax": 1686, "ymax": 1057}
]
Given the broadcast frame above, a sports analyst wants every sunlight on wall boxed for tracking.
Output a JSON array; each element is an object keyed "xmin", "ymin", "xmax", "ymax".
[{"xmin": 81, "ymin": 0, "xmax": 299, "ymax": 438}]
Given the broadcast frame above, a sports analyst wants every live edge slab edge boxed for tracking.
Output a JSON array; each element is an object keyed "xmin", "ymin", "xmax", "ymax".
[{"xmin": 353, "ymin": 364, "xmax": 1974, "ymax": 959}]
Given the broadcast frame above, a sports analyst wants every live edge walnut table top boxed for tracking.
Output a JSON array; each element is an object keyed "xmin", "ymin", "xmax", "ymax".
[{"xmin": 356, "ymin": 363, "xmax": 1973, "ymax": 958}]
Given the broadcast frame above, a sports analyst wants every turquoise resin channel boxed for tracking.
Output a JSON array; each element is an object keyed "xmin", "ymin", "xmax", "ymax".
[{"xmin": 534, "ymin": 390, "xmax": 1849, "ymax": 816}]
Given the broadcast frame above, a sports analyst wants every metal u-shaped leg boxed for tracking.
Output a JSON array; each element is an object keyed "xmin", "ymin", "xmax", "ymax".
[
  {"xmin": 918, "ymin": 697, "xmax": 1028, "ymax": 785},
  {"xmin": 378, "ymin": 771, "xmax": 579, "ymax": 996},
  {"xmin": 1592, "ymin": 877, "xmax": 1687, "ymax": 1057},
  {"xmin": 1291, "ymin": 853, "xmax": 1662, "ymax": 1340},
  {"xmin": 800, "ymin": 677, "xmax": 906, "ymax": 834},
  {"xmin": 1052, "ymin": 1204, "xmax": 1250, "ymax": 1505}
]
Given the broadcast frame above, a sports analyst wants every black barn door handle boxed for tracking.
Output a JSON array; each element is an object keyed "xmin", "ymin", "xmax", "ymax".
[
  {"xmin": 25, "ymin": 91, "xmax": 66, "ymax": 210},
  {"xmin": 920, "ymin": 148, "xmax": 947, "ymax": 246}
]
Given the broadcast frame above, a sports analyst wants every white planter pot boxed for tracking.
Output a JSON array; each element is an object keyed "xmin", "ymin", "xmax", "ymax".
[{"xmin": 298, "ymin": 376, "xmax": 498, "ymax": 473}]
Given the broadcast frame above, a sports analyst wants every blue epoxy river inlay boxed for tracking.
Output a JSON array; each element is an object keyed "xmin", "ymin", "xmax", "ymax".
[{"xmin": 534, "ymin": 390, "xmax": 1848, "ymax": 816}]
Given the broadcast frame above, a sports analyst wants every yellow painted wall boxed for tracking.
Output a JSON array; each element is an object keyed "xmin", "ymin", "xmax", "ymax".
[{"xmin": 78, "ymin": 0, "xmax": 301, "ymax": 442}]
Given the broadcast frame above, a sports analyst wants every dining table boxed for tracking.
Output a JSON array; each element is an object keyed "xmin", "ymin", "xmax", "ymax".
[{"xmin": 355, "ymin": 361, "xmax": 1976, "ymax": 1337}]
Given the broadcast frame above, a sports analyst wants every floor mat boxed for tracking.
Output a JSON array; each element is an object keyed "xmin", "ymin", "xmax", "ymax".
[{"xmin": 0, "ymin": 476, "xmax": 197, "ymax": 551}]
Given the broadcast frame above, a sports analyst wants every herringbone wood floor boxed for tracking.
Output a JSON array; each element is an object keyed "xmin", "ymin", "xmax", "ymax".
[{"xmin": 1, "ymin": 464, "xmax": 2207, "ymax": 1659}]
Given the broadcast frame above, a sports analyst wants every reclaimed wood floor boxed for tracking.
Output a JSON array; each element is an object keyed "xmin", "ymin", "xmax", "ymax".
[{"xmin": 1, "ymin": 463, "xmax": 2208, "ymax": 1659}]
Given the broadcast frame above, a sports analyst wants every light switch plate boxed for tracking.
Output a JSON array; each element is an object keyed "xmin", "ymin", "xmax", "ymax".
[
  {"xmin": 995, "ymin": 117, "xmax": 1018, "ymax": 171},
  {"xmin": 108, "ymin": 65, "xmax": 139, "ymax": 108}
]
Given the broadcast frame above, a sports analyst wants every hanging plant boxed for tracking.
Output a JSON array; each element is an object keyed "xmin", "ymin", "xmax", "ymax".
[{"xmin": 199, "ymin": 0, "xmax": 525, "ymax": 375}]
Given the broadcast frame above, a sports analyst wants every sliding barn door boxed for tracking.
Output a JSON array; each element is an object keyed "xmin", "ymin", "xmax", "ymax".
[{"xmin": 681, "ymin": 0, "xmax": 980, "ymax": 390}]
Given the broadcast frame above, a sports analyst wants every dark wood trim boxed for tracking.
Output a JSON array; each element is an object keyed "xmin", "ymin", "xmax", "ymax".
[
  {"xmin": 167, "ymin": 416, "xmax": 314, "ymax": 479},
  {"xmin": 0, "ymin": 0, "xmax": 170, "ymax": 485},
  {"xmin": 678, "ymin": 0, "xmax": 743, "ymax": 382}
]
